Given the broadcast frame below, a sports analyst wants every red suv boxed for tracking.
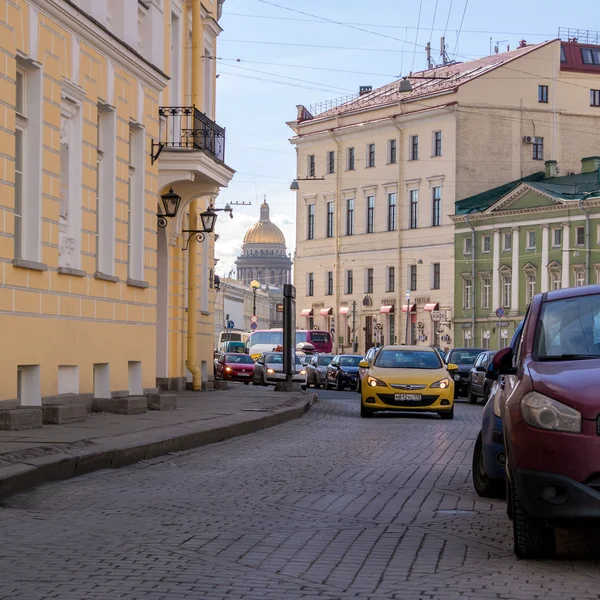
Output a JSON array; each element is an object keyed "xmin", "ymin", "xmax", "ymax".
[{"xmin": 494, "ymin": 285, "xmax": 600, "ymax": 559}]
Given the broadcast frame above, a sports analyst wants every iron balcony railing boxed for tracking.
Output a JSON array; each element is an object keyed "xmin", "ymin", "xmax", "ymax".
[{"xmin": 155, "ymin": 106, "xmax": 226, "ymax": 162}]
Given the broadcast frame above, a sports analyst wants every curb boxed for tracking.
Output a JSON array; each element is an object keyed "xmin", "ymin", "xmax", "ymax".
[{"xmin": 0, "ymin": 393, "xmax": 318, "ymax": 501}]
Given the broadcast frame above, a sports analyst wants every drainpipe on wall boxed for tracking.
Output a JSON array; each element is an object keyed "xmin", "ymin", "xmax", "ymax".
[
  {"xmin": 465, "ymin": 212, "xmax": 476, "ymax": 348},
  {"xmin": 579, "ymin": 195, "xmax": 591, "ymax": 286},
  {"xmin": 329, "ymin": 127, "xmax": 342, "ymax": 352},
  {"xmin": 392, "ymin": 116, "xmax": 404, "ymax": 346},
  {"xmin": 186, "ymin": 0, "xmax": 204, "ymax": 391}
]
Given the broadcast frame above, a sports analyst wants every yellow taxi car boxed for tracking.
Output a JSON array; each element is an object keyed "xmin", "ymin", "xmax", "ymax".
[{"xmin": 359, "ymin": 345, "xmax": 459, "ymax": 419}]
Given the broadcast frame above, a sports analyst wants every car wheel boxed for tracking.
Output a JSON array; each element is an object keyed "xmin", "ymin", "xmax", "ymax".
[
  {"xmin": 244, "ymin": 381, "xmax": 250, "ymax": 385},
  {"xmin": 261, "ymin": 373, "xmax": 268, "ymax": 387},
  {"xmin": 360, "ymin": 402, "xmax": 374, "ymax": 418},
  {"xmin": 439, "ymin": 405, "xmax": 454, "ymax": 420},
  {"xmin": 506, "ymin": 476, "xmax": 513, "ymax": 519},
  {"xmin": 252, "ymin": 375, "xmax": 259, "ymax": 386},
  {"xmin": 483, "ymin": 384, "xmax": 491, "ymax": 403},
  {"xmin": 512, "ymin": 477, "xmax": 556, "ymax": 559},
  {"xmin": 472, "ymin": 432, "xmax": 505, "ymax": 498},
  {"xmin": 467, "ymin": 384, "xmax": 477, "ymax": 404},
  {"xmin": 336, "ymin": 376, "xmax": 344, "ymax": 391}
]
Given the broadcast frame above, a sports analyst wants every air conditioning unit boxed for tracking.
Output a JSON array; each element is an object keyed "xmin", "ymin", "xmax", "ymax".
[{"xmin": 523, "ymin": 135, "xmax": 533, "ymax": 144}]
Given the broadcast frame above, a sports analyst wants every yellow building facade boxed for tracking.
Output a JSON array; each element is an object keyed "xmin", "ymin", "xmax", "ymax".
[{"xmin": 0, "ymin": 0, "xmax": 233, "ymax": 413}]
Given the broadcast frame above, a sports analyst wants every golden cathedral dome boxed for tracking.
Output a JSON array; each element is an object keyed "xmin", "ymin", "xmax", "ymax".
[{"xmin": 242, "ymin": 199, "xmax": 286, "ymax": 246}]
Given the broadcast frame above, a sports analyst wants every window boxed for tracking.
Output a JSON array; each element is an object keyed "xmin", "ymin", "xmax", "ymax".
[
  {"xmin": 552, "ymin": 227, "xmax": 562, "ymax": 247},
  {"xmin": 366, "ymin": 196, "xmax": 375, "ymax": 233},
  {"xmin": 502, "ymin": 272, "xmax": 512, "ymax": 308},
  {"xmin": 409, "ymin": 190, "xmax": 418, "ymax": 229},
  {"xmin": 431, "ymin": 263, "xmax": 440, "ymax": 290},
  {"xmin": 326, "ymin": 271, "xmax": 333, "ymax": 295},
  {"xmin": 366, "ymin": 143, "xmax": 375, "ymax": 168},
  {"xmin": 388, "ymin": 139, "xmax": 397, "ymax": 164},
  {"xmin": 410, "ymin": 264, "xmax": 417, "ymax": 291},
  {"xmin": 307, "ymin": 154, "xmax": 315, "ymax": 177},
  {"xmin": 551, "ymin": 270, "xmax": 561, "ymax": 290},
  {"xmin": 482, "ymin": 235, "xmax": 491, "ymax": 253},
  {"xmin": 464, "ymin": 236, "xmax": 472, "ymax": 255},
  {"xmin": 346, "ymin": 269, "xmax": 353, "ymax": 294},
  {"xmin": 433, "ymin": 131, "xmax": 442, "ymax": 156},
  {"xmin": 526, "ymin": 272, "xmax": 536, "ymax": 305},
  {"xmin": 560, "ymin": 46, "xmax": 566, "ymax": 62},
  {"xmin": 481, "ymin": 277, "xmax": 490, "ymax": 309},
  {"xmin": 527, "ymin": 230, "xmax": 536, "ymax": 249},
  {"xmin": 128, "ymin": 124, "xmax": 145, "ymax": 281},
  {"xmin": 581, "ymin": 47, "xmax": 600, "ymax": 65},
  {"xmin": 326, "ymin": 201, "xmax": 334, "ymax": 238},
  {"xmin": 307, "ymin": 204, "xmax": 315, "ymax": 240},
  {"xmin": 533, "ymin": 137, "xmax": 544, "ymax": 160},
  {"xmin": 97, "ymin": 104, "xmax": 116, "ymax": 275},
  {"xmin": 576, "ymin": 226, "xmax": 585, "ymax": 246},
  {"xmin": 366, "ymin": 268, "xmax": 374, "ymax": 294},
  {"xmin": 14, "ymin": 124, "xmax": 23, "ymax": 259},
  {"xmin": 327, "ymin": 150, "xmax": 335, "ymax": 174},
  {"xmin": 538, "ymin": 85, "xmax": 549, "ymax": 103},
  {"xmin": 463, "ymin": 277, "xmax": 472, "ymax": 310},
  {"xmin": 387, "ymin": 193, "xmax": 397, "ymax": 231},
  {"xmin": 503, "ymin": 232, "xmax": 512, "ymax": 251},
  {"xmin": 409, "ymin": 135, "xmax": 419, "ymax": 160},
  {"xmin": 346, "ymin": 198, "xmax": 354, "ymax": 235},
  {"xmin": 347, "ymin": 147, "xmax": 355, "ymax": 170},
  {"xmin": 432, "ymin": 187, "xmax": 441, "ymax": 227},
  {"xmin": 591, "ymin": 90, "xmax": 600, "ymax": 107},
  {"xmin": 575, "ymin": 270, "xmax": 585, "ymax": 287},
  {"xmin": 307, "ymin": 272, "xmax": 314, "ymax": 296},
  {"xmin": 387, "ymin": 266, "xmax": 395, "ymax": 292}
]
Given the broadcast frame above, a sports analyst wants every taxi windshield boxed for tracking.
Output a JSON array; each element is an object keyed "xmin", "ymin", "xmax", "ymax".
[{"xmin": 374, "ymin": 350, "xmax": 442, "ymax": 369}]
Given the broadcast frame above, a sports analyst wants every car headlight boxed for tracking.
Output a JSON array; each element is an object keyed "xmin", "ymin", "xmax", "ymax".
[
  {"xmin": 225, "ymin": 367, "xmax": 232, "ymax": 372},
  {"xmin": 453, "ymin": 374, "xmax": 461, "ymax": 382},
  {"xmin": 300, "ymin": 370, "xmax": 306, "ymax": 376},
  {"xmin": 266, "ymin": 368, "xmax": 275, "ymax": 375},
  {"xmin": 521, "ymin": 391, "xmax": 582, "ymax": 433},
  {"xmin": 367, "ymin": 376, "xmax": 386, "ymax": 387},
  {"xmin": 430, "ymin": 378, "xmax": 449, "ymax": 389}
]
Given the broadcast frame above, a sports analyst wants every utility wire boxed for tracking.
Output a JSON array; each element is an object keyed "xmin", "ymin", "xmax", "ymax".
[
  {"xmin": 443, "ymin": 0, "xmax": 454, "ymax": 40},
  {"xmin": 429, "ymin": 0, "xmax": 439, "ymax": 44},
  {"xmin": 412, "ymin": 0, "xmax": 424, "ymax": 72},
  {"xmin": 453, "ymin": 0, "xmax": 470, "ymax": 58}
]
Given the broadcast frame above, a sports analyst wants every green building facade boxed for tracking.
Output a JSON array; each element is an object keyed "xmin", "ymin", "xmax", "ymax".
[{"xmin": 452, "ymin": 158, "xmax": 600, "ymax": 350}]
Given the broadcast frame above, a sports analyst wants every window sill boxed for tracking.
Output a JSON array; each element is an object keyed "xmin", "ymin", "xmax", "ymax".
[
  {"xmin": 526, "ymin": 247, "xmax": 536, "ymax": 251},
  {"xmin": 431, "ymin": 155, "xmax": 443, "ymax": 158},
  {"xmin": 127, "ymin": 278, "xmax": 149, "ymax": 289},
  {"xmin": 12, "ymin": 258, "xmax": 47, "ymax": 271},
  {"xmin": 57, "ymin": 266, "xmax": 85, "ymax": 277},
  {"xmin": 94, "ymin": 271, "xmax": 119, "ymax": 283},
  {"xmin": 365, "ymin": 166, "xmax": 375, "ymax": 169}
]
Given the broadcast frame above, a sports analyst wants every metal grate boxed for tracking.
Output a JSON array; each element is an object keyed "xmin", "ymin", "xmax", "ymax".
[{"xmin": 558, "ymin": 27, "xmax": 600, "ymax": 45}]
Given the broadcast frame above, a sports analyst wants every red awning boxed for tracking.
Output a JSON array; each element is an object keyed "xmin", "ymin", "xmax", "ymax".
[
  {"xmin": 320, "ymin": 307, "xmax": 333, "ymax": 316},
  {"xmin": 380, "ymin": 305, "xmax": 395, "ymax": 314},
  {"xmin": 300, "ymin": 308, "xmax": 313, "ymax": 317},
  {"xmin": 424, "ymin": 303, "xmax": 440, "ymax": 312},
  {"xmin": 401, "ymin": 303, "xmax": 417, "ymax": 313},
  {"xmin": 339, "ymin": 307, "xmax": 349, "ymax": 315}
]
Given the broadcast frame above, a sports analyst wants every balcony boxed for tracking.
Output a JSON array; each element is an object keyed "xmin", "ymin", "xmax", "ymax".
[{"xmin": 155, "ymin": 106, "xmax": 226, "ymax": 163}]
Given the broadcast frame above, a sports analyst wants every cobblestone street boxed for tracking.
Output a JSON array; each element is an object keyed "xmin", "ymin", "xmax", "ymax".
[{"xmin": 1, "ymin": 389, "xmax": 600, "ymax": 600}]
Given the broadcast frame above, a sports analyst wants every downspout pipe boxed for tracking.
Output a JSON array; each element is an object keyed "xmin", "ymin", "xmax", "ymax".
[
  {"xmin": 465, "ymin": 211, "xmax": 476, "ymax": 346},
  {"xmin": 328, "ymin": 127, "xmax": 341, "ymax": 351},
  {"xmin": 392, "ymin": 117, "xmax": 403, "ymax": 346},
  {"xmin": 579, "ymin": 195, "xmax": 591, "ymax": 286}
]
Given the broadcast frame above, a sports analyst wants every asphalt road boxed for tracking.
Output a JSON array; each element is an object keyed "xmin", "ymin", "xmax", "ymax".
[{"xmin": 1, "ymin": 388, "xmax": 600, "ymax": 600}]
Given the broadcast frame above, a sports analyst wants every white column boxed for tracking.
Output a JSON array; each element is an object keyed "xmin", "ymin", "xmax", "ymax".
[
  {"xmin": 511, "ymin": 228, "xmax": 519, "ymax": 313},
  {"xmin": 492, "ymin": 229, "xmax": 500, "ymax": 312},
  {"xmin": 541, "ymin": 224, "xmax": 549, "ymax": 292},
  {"xmin": 562, "ymin": 222, "xmax": 570, "ymax": 288}
]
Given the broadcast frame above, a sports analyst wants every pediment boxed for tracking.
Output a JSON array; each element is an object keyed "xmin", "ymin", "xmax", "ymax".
[{"xmin": 486, "ymin": 184, "xmax": 563, "ymax": 214}]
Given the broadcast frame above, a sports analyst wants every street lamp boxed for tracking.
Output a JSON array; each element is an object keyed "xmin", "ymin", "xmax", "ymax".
[
  {"xmin": 182, "ymin": 203, "xmax": 233, "ymax": 250},
  {"xmin": 157, "ymin": 188, "xmax": 182, "ymax": 228},
  {"xmin": 251, "ymin": 280, "xmax": 260, "ymax": 318},
  {"xmin": 290, "ymin": 177, "xmax": 325, "ymax": 191},
  {"xmin": 404, "ymin": 289, "xmax": 412, "ymax": 345}
]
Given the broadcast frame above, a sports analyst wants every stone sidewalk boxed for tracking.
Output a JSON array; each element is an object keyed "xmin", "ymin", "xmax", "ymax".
[{"xmin": 0, "ymin": 385, "xmax": 317, "ymax": 500}]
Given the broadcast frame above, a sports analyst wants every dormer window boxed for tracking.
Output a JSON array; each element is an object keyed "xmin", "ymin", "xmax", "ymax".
[{"xmin": 581, "ymin": 47, "xmax": 600, "ymax": 65}]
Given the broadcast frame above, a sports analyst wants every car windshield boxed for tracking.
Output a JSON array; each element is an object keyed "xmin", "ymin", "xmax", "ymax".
[
  {"xmin": 375, "ymin": 350, "xmax": 442, "ymax": 369},
  {"xmin": 317, "ymin": 356, "xmax": 333, "ymax": 366},
  {"xmin": 535, "ymin": 294, "xmax": 600, "ymax": 359},
  {"xmin": 447, "ymin": 349, "xmax": 481, "ymax": 365},
  {"xmin": 339, "ymin": 356, "xmax": 362, "ymax": 367},
  {"xmin": 225, "ymin": 354, "xmax": 253, "ymax": 364},
  {"xmin": 265, "ymin": 353, "xmax": 302, "ymax": 365}
]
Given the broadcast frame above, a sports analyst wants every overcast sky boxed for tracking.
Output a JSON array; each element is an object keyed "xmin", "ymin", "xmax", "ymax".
[{"xmin": 213, "ymin": 0, "xmax": 593, "ymax": 276}]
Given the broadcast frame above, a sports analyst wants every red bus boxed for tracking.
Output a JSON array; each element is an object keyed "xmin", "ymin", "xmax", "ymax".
[{"xmin": 295, "ymin": 330, "xmax": 332, "ymax": 353}]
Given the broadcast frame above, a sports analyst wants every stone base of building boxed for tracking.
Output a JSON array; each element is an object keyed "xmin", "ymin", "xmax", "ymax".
[
  {"xmin": 0, "ymin": 407, "xmax": 43, "ymax": 431},
  {"xmin": 156, "ymin": 377, "xmax": 187, "ymax": 392},
  {"xmin": 41, "ymin": 394, "xmax": 92, "ymax": 424},
  {"xmin": 147, "ymin": 393, "xmax": 177, "ymax": 411},
  {"xmin": 92, "ymin": 396, "xmax": 148, "ymax": 415}
]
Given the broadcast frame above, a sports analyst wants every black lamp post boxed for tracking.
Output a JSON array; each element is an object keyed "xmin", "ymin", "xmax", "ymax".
[
  {"xmin": 182, "ymin": 203, "xmax": 233, "ymax": 250},
  {"xmin": 251, "ymin": 280, "xmax": 260, "ymax": 317},
  {"xmin": 157, "ymin": 188, "xmax": 182, "ymax": 228}
]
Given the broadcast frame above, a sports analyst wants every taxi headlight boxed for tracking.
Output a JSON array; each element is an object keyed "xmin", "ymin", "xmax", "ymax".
[
  {"xmin": 430, "ymin": 378, "xmax": 449, "ymax": 389},
  {"xmin": 367, "ymin": 376, "xmax": 386, "ymax": 388}
]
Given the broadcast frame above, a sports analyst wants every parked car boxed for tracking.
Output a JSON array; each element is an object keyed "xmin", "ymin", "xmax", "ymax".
[
  {"xmin": 444, "ymin": 347, "xmax": 485, "ymax": 397},
  {"xmin": 472, "ymin": 322, "xmax": 523, "ymax": 499},
  {"xmin": 252, "ymin": 352, "xmax": 307, "ymax": 388},
  {"xmin": 359, "ymin": 345, "xmax": 458, "ymax": 419},
  {"xmin": 357, "ymin": 346, "xmax": 379, "ymax": 393},
  {"xmin": 496, "ymin": 285, "xmax": 600, "ymax": 559},
  {"xmin": 467, "ymin": 351, "xmax": 496, "ymax": 404},
  {"xmin": 305, "ymin": 353, "xmax": 334, "ymax": 388},
  {"xmin": 214, "ymin": 353, "xmax": 255, "ymax": 384},
  {"xmin": 326, "ymin": 355, "xmax": 363, "ymax": 390}
]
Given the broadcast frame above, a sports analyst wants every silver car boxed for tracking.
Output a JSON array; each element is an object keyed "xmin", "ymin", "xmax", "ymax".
[
  {"xmin": 252, "ymin": 352, "xmax": 307, "ymax": 388},
  {"xmin": 305, "ymin": 354, "xmax": 334, "ymax": 388}
]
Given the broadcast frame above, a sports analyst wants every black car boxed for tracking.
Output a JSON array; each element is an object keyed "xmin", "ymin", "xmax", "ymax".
[
  {"xmin": 444, "ymin": 347, "xmax": 485, "ymax": 398},
  {"xmin": 326, "ymin": 355, "xmax": 363, "ymax": 391},
  {"xmin": 467, "ymin": 350, "xmax": 496, "ymax": 404}
]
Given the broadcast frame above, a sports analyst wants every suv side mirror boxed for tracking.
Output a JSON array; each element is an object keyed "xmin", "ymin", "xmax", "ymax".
[{"xmin": 492, "ymin": 347, "xmax": 515, "ymax": 375}]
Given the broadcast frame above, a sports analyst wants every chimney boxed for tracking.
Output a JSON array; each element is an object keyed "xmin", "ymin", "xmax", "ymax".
[
  {"xmin": 519, "ymin": 39, "xmax": 527, "ymax": 48},
  {"xmin": 581, "ymin": 156, "xmax": 600, "ymax": 174},
  {"xmin": 545, "ymin": 160, "xmax": 558, "ymax": 179},
  {"xmin": 359, "ymin": 86, "xmax": 372, "ymax": 96}
]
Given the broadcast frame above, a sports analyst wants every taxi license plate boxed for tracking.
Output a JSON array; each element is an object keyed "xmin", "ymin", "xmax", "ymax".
[{"xmin": 395, "ymin": 394, "xmax": 421, "ymax": 401}]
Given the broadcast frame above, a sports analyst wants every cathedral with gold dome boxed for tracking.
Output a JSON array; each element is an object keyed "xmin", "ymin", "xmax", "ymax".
[{"xmin": 236, "ymin": 198, "xmax": 292, "ymax": 287}]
